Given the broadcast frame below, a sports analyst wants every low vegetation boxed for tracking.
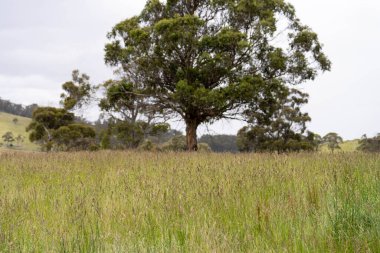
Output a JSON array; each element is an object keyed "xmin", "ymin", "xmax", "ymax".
[
  {"xmin": 358, "ymin": 134, "xmax": 380, "ymax": 153},
  {"xmin": 0, "ymin": 151, "xmax": 378, "ymax": 252}
]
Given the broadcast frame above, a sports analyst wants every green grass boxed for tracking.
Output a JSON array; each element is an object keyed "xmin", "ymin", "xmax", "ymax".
[
  {"xmin": 339, "ymin": 139, "xmax": 360, "ymax": 152},
  {"xmin": 0, "ymin": 112, "xmax": 39, "ymax": 151},
  {"xmin": 0, "ymin": 151, "xmax": 379, "ymax": 252}
]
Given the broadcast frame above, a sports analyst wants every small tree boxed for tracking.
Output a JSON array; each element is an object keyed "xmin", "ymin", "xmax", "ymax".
[
  {"xmin": 237, "ymin": 88, "xmax": 314, "ymax": 153},
  {"xmin": 15, "ymin": 134, "xmax": 25, "ymax": 147},
  {"xmin": 26, "ymin": 107, "xmax": 74, "ymax": 150},
  {"xmin": 26, "ymin": 107, "xmax": 97, "ymax": 151},
  {"xmin": 310, "ymin": 133, "xmax": 323, "ymax": 151},
  {"xmin": 99, "ymin": 79, "xmax": 170, "ymax": 148},
  {"xmin": 12, "ymin": 118, "xmax": 19, "ymax": 125},
  {"xmin": 2, "ymin": 132, "xmax": 15, "ymax": 147},
  {"xmin": 323, "ymin": 132, "xmax": 343, "ymax": 153}
]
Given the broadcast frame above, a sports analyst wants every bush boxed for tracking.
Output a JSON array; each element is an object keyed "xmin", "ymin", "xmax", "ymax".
[
  {"xmin": 358, "ymin": 134, "xmax": 380, "ymax": 152},
  {"xmin": 198, "ymin": 143, "xmax": 212, "ymax": 152}
]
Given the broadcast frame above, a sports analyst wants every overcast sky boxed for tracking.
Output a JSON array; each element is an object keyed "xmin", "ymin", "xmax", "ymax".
[{"xmin": 0, "ymin": 0, "xmax": 379, "ymax": 139}]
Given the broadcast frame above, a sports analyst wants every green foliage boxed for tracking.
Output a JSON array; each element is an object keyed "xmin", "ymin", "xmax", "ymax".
[
  {"xmin": 358, "ymin": 134, "xmax": 380, "ymax": 153},
  {"xmin": 113, "ymin": 121, "xmax": 148, "ymax": 149},
  {"xmin": 197, "ymin": 142, "xmax": 212, "ymax": 152},
  {"xmin": 26, "ymin": 107, "xmax": 74, "ymax": 148},
  {"xmin": 310, "ymin": 133, "xmax": 323, "ymax": 151},
  {"xmin": 237, "ymin": 88, "xmax": 315, "ymax": 153},
  {"xmin": 60, "ymin": 70, "xmax": 94, "ymax": 111},
  {"xmin": 1, "ymin": 131, "xmax": 15, "ymax": 147},
  {"xmin": 53, "ymin": 124, "xmax": 97, "ymax": 151},
  {"xmin": 99, "ymin": 131, "xmax": 111, "ymax": 150},
  {"xmin": 99, "ymin": 80, "xmax": 140, "ymax": 120},
  {"xmin": 99, "ymin": 79, "xmax": 170, "ymax": 149},
  {"xmin": 323, "ymin": 132, "xmax": 343, "ymax": 153},
  {"xmin": 105, "ymin": 0, "xmax": 331, "ymax": 150},
  {"xmin": 161, "ymin": 135, "xmax": 187, "ymax": 151},
  {"xmin": 26, "ymin": 107, "xmax": 96, "ymax": 151},
  {"xmin": 148, "ymin": 129, "xmax": 183, "ymax": 144},
  {"xmin": 138, "ymin": 139, "xmax": 157, "ymax": 151},
  {"xmin": 198, "ymin": 134, "xmax": 238, "ymax": 153},
  {"xmin": 108, "ymin": 120, "xmax": 170, "ymax": 149}
]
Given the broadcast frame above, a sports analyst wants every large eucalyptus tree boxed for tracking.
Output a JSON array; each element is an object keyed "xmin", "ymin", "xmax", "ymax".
[{"xmin": 105, "ymin": 0, "xmax": 331, "ymax": 150}]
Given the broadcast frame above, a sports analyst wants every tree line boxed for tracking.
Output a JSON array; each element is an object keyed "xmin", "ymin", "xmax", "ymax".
[{"xmin": 0, "ymin": 98, "xmax": 38, "ymax": 118}]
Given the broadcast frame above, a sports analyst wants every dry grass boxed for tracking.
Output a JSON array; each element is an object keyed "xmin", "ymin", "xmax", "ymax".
[{"xmin": 0, "ymin": 151, "xmax": 379, "ymax": 252}]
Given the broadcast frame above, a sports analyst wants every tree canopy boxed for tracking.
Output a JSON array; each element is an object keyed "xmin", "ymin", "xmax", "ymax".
[
  {"xmin": 60, "ymin": 70, "xmax": 94, "ymax": 111},
  {"xmin": 99, "ymin": 79, "xmax": 170, "ymax": 148},
  {"xmin": 105, "ymin": 0, "xmax": 330, "ymax": 150},
  {"xmin": 237, "ymin": 87, "xmax": 315, "ymax": 153},
  {"xmin": 2, "ymin": 132, "xmax": 15, "ymax": 147},
  {"xmin": 26, "ymin": 107, "xmax": 97, "ymax": 151},
  {"xmin": 323, "ymin": 132, "xmax": 343, "ymax": 153}
]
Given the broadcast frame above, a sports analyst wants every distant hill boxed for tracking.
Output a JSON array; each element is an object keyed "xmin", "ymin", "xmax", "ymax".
[
  {"xmin": 0, "ymin": 112, "xmax": 39, "ymax": 151},
  {"xmin": 0, "ymin": 97, "xmax": 38, "ymax": 118}
]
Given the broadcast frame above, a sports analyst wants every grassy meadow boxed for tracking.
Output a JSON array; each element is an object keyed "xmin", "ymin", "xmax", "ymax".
[{"xmin": 0, "ymin": 151, "xmax": 379, "ymax": 252}]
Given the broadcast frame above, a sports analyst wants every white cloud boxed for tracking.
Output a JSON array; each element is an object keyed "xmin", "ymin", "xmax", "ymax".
[{"xmin": 0, "ymin": 74, "xmax": 60, "ymax": 106}]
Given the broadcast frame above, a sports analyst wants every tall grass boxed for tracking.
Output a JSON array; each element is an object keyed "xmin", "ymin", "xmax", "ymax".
[{"xmin": 0, "ymin": 151, "xmax": 379, "ymax": 252}]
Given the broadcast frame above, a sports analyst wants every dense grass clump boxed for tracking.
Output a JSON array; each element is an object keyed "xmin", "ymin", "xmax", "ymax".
[{"xmin": 0, "ymin": 151, "xmax": 379, "ymax": 252}]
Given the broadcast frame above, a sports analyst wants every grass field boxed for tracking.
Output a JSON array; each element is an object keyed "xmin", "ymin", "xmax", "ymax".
[
  {"xmin": 0, "ymin": 151, "xmax": 379, "ymax": 252},
  {"xmin": 0, "ymin": 112, "xmax": 39, "ymax": 151}
]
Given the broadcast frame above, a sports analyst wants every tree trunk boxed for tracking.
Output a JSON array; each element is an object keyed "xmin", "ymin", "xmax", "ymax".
[{"xmin": 186, "ymin": 120, "xmax": 199, "ymax": 151}]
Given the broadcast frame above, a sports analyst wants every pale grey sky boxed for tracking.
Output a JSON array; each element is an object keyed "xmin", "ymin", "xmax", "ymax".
[{"xmin": 0, "ymin": 0, "xmax": 379, "ymax": 139}]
